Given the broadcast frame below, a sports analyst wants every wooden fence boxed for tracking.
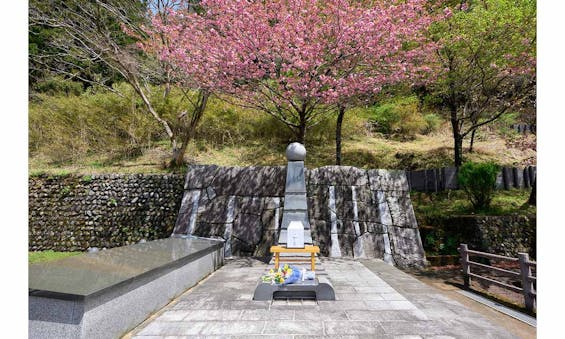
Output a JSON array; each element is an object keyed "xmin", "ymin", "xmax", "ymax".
[
  {"xmin": 510, "ymin": 123, "xmax": 536, "ymax": 134},
  {"xmin": 407, "ymin": 165, "xmax": 536, "ymax": 192},
  {"xmin": 459, "ymin": 244, "xmax": 536, "ymax": 312}
]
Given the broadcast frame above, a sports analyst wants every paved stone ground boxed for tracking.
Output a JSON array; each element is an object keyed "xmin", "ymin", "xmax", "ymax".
[{"xmin": 127, "ymin": 258, "xmax": 517, "ymax": 338}]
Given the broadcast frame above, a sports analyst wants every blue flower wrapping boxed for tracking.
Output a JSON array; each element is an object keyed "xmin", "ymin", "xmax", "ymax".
[{"xmin": 283, "ymin": 266, "xmax": 302, "ymax": 285}]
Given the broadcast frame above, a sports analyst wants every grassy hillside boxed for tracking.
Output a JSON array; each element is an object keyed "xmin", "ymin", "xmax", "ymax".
[
  {"xmin": 29, "ymin": 125, "xmax": 536, "ymax": 175},
  {"xmin": 29, "ymin": 87, "xmax": 536, "ymax": 175}
]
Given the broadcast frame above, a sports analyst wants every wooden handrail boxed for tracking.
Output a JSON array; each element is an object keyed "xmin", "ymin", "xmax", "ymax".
[
  {"xmin": 459, "ymin": 244, "xmax": 536, "ymax": 312},
  {"xmin": 468, "ymin": 260, "xmax": 521, "ymax": 278},
  {"xmin": 468, "ymin": 273, "xmax": 523, "ymax": 293},
  {"xmin": 466, "ymin": 249, "xmax": 519, "ymax": 262}
]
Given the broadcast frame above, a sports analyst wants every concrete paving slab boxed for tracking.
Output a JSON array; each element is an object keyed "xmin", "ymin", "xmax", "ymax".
[
  {"xmin": 457, "ymin": 289, "xmax": 537, "ymax": 327},
  {"xmin": 181, "ymin": 310, "xmax": 243, "ymax": 321},
  {"xmin": 294, "ymin": 309, "xmax": 349, "ymax": 321},
  {"xmin": 263, "ymin": 321, "xmax": 324, "ymax": 335},
  {"xmin": 346, "ymin": 309, "xmax": 429, "ymax": 322},
  {"xmin": 324, "ymin": 321, "xmax": 385, "ymax": 336},
  {"xmin": 197, "ymin": 321, "xmax": 266, "ymax": 335},
  {"xmin": 127, "ymin": 258, "xmax": 518, "ymax": 338}
]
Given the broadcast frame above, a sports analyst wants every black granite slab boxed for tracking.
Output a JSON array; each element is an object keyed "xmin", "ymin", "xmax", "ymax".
[
  {"xmin": 29, "ymin": 237, "xmax": 223, "ymax": 301},
  {"xmin": 253, "ymin": 277, "xmax": 335, "ymax": 300}
]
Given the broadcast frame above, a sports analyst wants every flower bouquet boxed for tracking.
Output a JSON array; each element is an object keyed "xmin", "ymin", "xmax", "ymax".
[{"xmin": 261, "ymin": 264, "xmax": 301, "ymax": 285}]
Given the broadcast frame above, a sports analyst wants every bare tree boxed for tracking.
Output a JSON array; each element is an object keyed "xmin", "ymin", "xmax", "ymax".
[{"xmin": 29, "ymin": 0, "xmax": 208, "ymax": 167}]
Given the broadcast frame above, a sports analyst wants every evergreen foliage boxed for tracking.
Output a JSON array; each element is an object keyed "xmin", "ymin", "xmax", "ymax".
[{"xmin": 457, "ymin": 161, "xmax": 501, "ymax": 210}]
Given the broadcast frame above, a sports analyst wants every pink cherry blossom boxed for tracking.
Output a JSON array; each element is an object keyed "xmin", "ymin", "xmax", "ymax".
[{"xmin": 141, "ymin": 0, "xmax": 438, "ymax": 141}]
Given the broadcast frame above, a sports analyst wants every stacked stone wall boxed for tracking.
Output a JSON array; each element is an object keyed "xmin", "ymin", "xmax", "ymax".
[
  {"xmin": 29, "ymin": 174, "xmax": 184, "ymax": 251},
  {"xmin": 421, "ymin": 215, "xmax": 536, "ymax": 259}
]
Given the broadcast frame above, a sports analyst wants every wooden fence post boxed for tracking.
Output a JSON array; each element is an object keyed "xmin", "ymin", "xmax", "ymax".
[
  {"xmin": 523, "ymin": 167, "xmax": 530, "ymax": 188},
  {"xmin": 502, "ymin": 167, "xmax": 511, "ymax": 190},
  {"xmin": 460, "ymin": 244, "xmax": 470, "ymax": 288},
  {"xmin": 518, "ymin": 252, "xmax": 535, "ymax": 312},
  {"xmin": 529, "ymin": 166, "xmax": 536, "ymax": 186},
  {"xmin": 512, "ymin": 167, "xmax": 519, "ymax": 188}
]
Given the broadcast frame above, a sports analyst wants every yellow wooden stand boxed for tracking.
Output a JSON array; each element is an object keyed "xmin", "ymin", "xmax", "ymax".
[{"xmin": 270, "ymin": 245, "xmax": 320, "ymax": 271}]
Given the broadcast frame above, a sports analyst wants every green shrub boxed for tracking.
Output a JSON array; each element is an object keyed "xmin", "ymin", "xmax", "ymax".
[
  {"xmin": 457, "ymin": 161, "xmax": 500, "ymax": 210},
  {"xmin": 493, "ymin": 111, "xmax": 520, "ymax": 137},
  {"xmin": 422, "ymin": 113, "xmax": 442, "ymax": 135},
  {"xmin": 368, "ymin": 96, "xmax": 427, "ymax": 137},
  {"xmin": 497, "ymin": 111, "xmax": 520, "ymax": 127},
  {"xmin": 368, "ymin": 102, "xmax": 397, "ymax": 134},
  {"xmin": 32, "ymin": 76, "xmax": 84, "ymax": 97},
  {"xmin": 195, "ymin": 97, "xmax": 295, "ymax": 146},
  {"xmin": 422, "ymin": 229, "xmax": 460, "ymax": 256}
]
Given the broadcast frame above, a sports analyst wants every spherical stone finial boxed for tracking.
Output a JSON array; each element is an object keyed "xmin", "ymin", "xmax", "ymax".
[{"xmin": 286, "ymin": 142, "xmax": 306, "ymax": 161}]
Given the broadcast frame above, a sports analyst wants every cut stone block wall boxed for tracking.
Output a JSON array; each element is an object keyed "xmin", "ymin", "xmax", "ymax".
[{"xmin": 173, "ymin": 165, "xmax": 426, "ymax": 268}]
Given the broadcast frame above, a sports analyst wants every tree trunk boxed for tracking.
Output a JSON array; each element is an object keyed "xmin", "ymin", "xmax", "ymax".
[
  {"xmin": 527, "ymin": 179, "xmax": 536, "ymax": 205},
  {"xmin": 469, "ymin": 128, "xmax": 476, "ymax": 153},
  {"xmin": 335, "ymin": 105, "xmax": 346, "ymax": 165},
  {"xmin": 450, "ymin": 106, "xmax": 463, "ymax": 166},
  {"xmin": 170, "ymin": 140, "xmax": 189, "ymax": 168},
  {"xmin": 169, "ymin": 90, "xmax": 210, "ymax": 168},
  {"xmin": 297, "ymin": 115, "xmax": 307, "ymax": 144},
  {"xmin": 454, "ymin": 136, "xmax": 463, "ymax": 167}
]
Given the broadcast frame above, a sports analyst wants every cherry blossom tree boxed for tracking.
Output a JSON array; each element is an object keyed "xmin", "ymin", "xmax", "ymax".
[{"xmin": 148, "ymin": 0, "xmax": 436, "ymax": 160}]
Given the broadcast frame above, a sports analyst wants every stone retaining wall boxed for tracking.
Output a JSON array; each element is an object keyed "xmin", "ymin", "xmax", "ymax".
[
  {"xmin": 422, "ymin": 215, "xmax": 536, "ymax": 259},
  {"xmin": 173, "ymin": 165, "xmax": 426, "ymax": 268},
  {"xmin": 29, "ymin": 174, "xmax": 184, "ymax": 251},
  {"xmin": 28, "ymin": 167, "xmax": 428, "ymax": 268}
]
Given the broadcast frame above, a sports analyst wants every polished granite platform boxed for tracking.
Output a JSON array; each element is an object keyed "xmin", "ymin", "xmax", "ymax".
[
  {"xmin": 29, "ymin": 237, "xmax": 223, "ymax": 300},
  {"xmin": 29, "ymin": 237, "xmax": 224, "ymax": 339}
]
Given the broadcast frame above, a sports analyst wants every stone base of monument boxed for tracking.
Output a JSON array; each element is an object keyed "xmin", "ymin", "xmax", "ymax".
[{"xmin": 252, "ymin": 276, "xmax": 335, "ymax": 301}]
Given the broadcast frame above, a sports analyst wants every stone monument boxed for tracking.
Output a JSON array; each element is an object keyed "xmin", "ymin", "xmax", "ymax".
[
  {"xmin": 287, "ymin": 221, "xmax": 305, "ymax": 248},
  {"xmin": 278, "ymin": 142, "xmax": 312, "ymax": 246},
  {"xmin": 253, "ymin": 142, "xmax": 335, "ymax": 301}
]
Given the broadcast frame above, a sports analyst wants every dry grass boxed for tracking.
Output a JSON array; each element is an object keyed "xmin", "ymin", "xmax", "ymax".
[{"xmin": 29, "ymin": 122, "xmax": 536, "ymax": 175}]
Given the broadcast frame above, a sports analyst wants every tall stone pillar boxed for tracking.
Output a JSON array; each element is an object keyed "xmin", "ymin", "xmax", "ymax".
[{"xmin": 278, "ymin": 143, "xmax": 313, "ymax": 245}]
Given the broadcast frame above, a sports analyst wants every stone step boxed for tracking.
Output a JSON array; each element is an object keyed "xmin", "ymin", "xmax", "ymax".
[{"xmin": 29, "ymin": 237, "xmax": 225, "ymax": 338}]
